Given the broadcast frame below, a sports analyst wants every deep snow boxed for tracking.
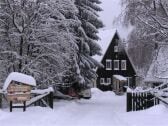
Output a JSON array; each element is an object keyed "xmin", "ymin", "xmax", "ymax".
[{"xmin": 0, "ymin": 88, "xmax": 168, "ymax": 126}]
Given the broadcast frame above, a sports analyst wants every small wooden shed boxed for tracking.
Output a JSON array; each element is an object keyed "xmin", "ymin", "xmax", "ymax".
[
  {"xmin": 113, "ymin": 75, "xmax": 127, "ymax": 95},
  {"xmin": 3, "ymin": 72, "xmax": 36, "ymax": 104}
]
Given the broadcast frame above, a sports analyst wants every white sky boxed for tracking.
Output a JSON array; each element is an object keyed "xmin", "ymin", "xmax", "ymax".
[
  {"xmin": 99, "ymin": 0, "xmax": 122, "ymax": 29},
  {"xmin": 99, "ymin": 0, "xmax": 132, "ymax": 39}
]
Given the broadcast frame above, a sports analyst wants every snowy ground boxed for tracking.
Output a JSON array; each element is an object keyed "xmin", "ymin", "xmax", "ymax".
[{"xmin": 0, "ymin": 88, "xmax": 168, "ymax": 126}]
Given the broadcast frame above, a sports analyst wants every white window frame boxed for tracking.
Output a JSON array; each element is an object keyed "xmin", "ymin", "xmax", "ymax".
[
  {"xmin": 114, "ymin": 60, "xmax": 119, "ymax": 70},
  {"xmin": 106, "ymin": 59, "xmax": 112, "ymax": 70},
  {"xmin": 114, "ymin": 46, "xmax": 119, "ymax": 52},
  {"xmin": 126, "ymin": 77, "xmax": 132, "ymax": 87},
  {"xmin": 100, "ymin": 78, "xmax": 105, "ymax": 84},
  {"xmin": 121, "ymin": 60, "xmax": 127, "ymax": 70},
  {"xmin": 107, "ymin": 78, "xmax": 111, "ymax": 84}
]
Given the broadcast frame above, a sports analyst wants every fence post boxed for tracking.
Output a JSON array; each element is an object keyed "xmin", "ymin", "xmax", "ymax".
[
  {"xmin": 49, "ymin": 92, "xmax": 53, "ymax": 109},
  {"xmin": 147, "ymin": 93, "xmax": 152, "ymax": 108},
  {"xmin": 142, "ymin": 92, "xmax": 146, "ymax": 110},
  {"xmin": 155, "ymin": 97, "xmax": 159, "ymax": 105},
  {"xmin": 144, "ymin": 92, "xmax": 147, "ymax": 109},
  {"xmin": 136, "ymin": 93, "xmax": 140, "ymax": 111},
  {"xmin": 135, "ymin": 93, "xmax": 137, "ymax": 111},
  {"xmin": 127, "ymin": 92, "xmax": 132, "ymax": 112},
  {"xmin": 137, "ymin": 93, "xmax": 141, "ymax": 110},
  {"xmin": 133, "ymin": 93, "xmax": 136, "ymax": 111},
  {"xmin": 157, "ymin": 98, "xmax": 160, "ymax": 105},
  {"xmin": 23, "ymin": 101, "xmax": 26, "ymax": 112},
  {"xmin": 10, "ymin": 101, "xmax": 12, "ymax": 112},
  {"xmin": 0, "ymin": 94, "xmax": 2, "ymax": 108},
  {"xmin": 140, "ymin": 93, "xmax": 144, "ymax": 110}
]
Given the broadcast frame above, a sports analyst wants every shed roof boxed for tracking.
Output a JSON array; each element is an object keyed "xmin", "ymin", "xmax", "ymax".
[{"xmin": 3, "ymin": 72, "xmax": 36, "ymax": 90}]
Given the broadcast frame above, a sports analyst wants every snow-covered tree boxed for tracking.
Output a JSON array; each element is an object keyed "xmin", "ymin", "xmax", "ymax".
[
  {"xmin": 74, "ymin": 0, "xmax": 104, "ymax": 89},
  {"xmin": 121, "ymin": 0, "xmax": 168, "ymax": 96},
  {"xmin": 121, "ymin": 0, "xmax": 168, "ymax": 77},
  {"xmin": 0, "ymin": 0, "xmax": 80, "ymax": 88}
]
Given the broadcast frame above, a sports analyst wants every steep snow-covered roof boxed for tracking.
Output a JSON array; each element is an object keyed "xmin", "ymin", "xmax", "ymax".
[
  {"xmin": 3, "ymin": 72, "xmax": 36, "ymax": 90},
  {"xmin": 93, "ymin": 29, "xmax": 137, "ymax": 73},
  {"xmin": 144, "ymin": 45, "xmax": 168, "ymax": 83},
  {"xmin": 93, "ymin": 29, "xmax": 117, "ymax": 62}
]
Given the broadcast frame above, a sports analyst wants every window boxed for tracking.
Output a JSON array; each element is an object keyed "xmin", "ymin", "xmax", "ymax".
[
  {"xmin": 107, "ymin": 78, "xmax": 111, "ymax": 84},
  {"xmin": 106, "ymin": 60, "xmax": 112, "ymax": 70},
  {"xmin": 121, "ymin": 60, "xmax": 127, "ymax": 70},
  {"xmin": 114, "ymin": 46, "xmax": 119, "ymax": 52},
  {"xmin": 126, "ymin": 77, "xmax": 132, "ymax": 87},
  {"xmin": 114, "ymin": 60, "xmax": 119, "ymax": 70},
  {"xmin": 100, "ymin": 78, "xmax": 105, "ymax": 84},
  {"xmin": 115, "ymin": 39, "xmax": 119, "ymax": 45}
]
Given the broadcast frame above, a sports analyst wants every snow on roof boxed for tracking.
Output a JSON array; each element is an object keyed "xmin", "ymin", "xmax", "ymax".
[
  {"xmin": 93, "ymin": 29, "xmax": 117, "ymax": 62},
  {"xmin": 3, "ymin": 72, "xmax": 36, "ymax": 90},
  {"xmin": 144, "ymin": 45, "xmax": 168, "ymax": 83},
  {"xmin": 113, "ymin": 75, "xmax": 127, "ymax": 81}
]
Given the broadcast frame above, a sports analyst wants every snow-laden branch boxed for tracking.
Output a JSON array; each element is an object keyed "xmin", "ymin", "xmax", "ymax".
[
  {"xmin": 136, "ymin": 16, "xmax": 167, "ymax": 37},
  {"xmin": 160, "ymin": 0, "xmax": 168, "ymax": 17},
  {"xmin": 0, "ymin": 19, "xmax": 8, "ymax": 26},
  {"xmin": 21, "ymin": 53, "xmax": 64, "ymax": 72},
  {"xmin": 150, "ymin": 15, "xmax": 168, "ymax": 29}
]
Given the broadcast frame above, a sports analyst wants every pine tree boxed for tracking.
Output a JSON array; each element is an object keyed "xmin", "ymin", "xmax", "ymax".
[{"xmin": 74, "ymin": 0, "xmax": 104, "ymax": 89}]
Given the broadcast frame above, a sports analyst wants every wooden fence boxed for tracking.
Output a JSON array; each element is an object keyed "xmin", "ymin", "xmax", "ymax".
[
  {"xmin": 127, "ymin": 92, "xmax": 159, "ymax": 112},
  {"xmin": 33, "ymin": 92, "xmax": 53, "ymax": 109}
]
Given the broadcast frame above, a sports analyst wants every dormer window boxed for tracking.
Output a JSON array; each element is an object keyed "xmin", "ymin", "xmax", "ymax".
[
  {"xmin": 106, "ymin": 59, "xmax": 112, "ymax": 70},
  {"xmin": 115, "ymin": 39, "xmax": 119, "ymax": 45},
  {"xmin": 114, "ymin": 39, "xmax": 119, "ymax": 52},
  {"xmin": 114, "ymin": 46, "xmax": 118, "ymax": 52}
]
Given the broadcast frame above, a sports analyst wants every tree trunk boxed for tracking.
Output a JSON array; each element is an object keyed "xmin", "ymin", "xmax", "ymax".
[{"xmin": 19, "ymin": 36, "xmax": 23, "ymax": 72}]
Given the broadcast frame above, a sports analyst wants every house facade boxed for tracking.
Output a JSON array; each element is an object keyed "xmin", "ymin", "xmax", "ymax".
[{"xmin": 94, "ymin": 29, "xmax": 136, "ymax": 92}]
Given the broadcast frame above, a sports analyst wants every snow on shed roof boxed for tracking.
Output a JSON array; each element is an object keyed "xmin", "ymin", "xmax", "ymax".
[
  {"xmin": 113, "ymin": 75, "xmax": 127, "ymax": 81},
  {"xmin": 3, "ymin": 72, "xmax": 36, "ymax": 90},
  {"xmin": 93, "ymin": 29, "xmax": 117, "ymax": 62}
]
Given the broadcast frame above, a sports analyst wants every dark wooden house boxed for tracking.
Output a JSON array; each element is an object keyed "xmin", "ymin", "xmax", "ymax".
[{"xmin": 94, "ymin": 29, "xmax": 137, "ymax": 93}]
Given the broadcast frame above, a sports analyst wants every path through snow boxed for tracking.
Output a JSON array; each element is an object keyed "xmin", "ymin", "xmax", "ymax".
[
  {"xmin": 0, "ymin": 88, "xmax": 168, "ymax": 126},
  {"xmin": 53, "ymin": 88, "xmax": 129, "ymax": 126}
]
